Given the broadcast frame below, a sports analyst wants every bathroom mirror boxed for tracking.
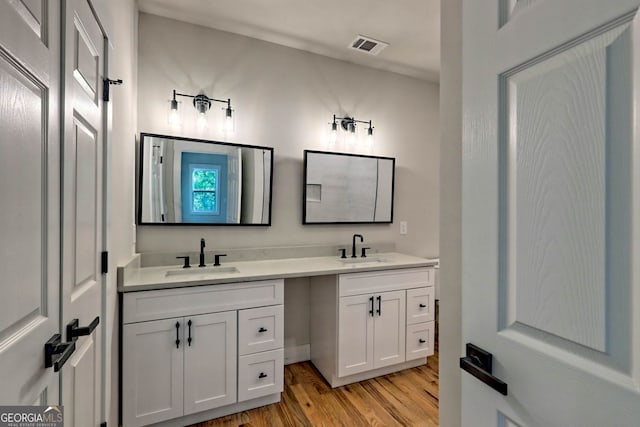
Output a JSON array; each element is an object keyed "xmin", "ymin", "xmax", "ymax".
[
  {"xmin": 138, "ymin": 133, "xmax": 273, "ymax": 225},
  {"xmin": 303, "ymin": 150, "xmax": 395, "ymax": 224}
]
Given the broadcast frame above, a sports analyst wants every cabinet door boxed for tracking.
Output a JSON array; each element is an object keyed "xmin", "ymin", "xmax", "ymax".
[
  {"xmin": 338, "ymin": 294, "xmax": 375, "ymax": 377},
  {"xmin": 184, "ymin": 311, "xmax": 237, "ymax": 415},
  {"xmin": 122, "ymin": 319, "xmax": 184, "ymax": 427},
  {"xmin": 373, "ymin": 290, "xmax": 406, "ymax": 369}
]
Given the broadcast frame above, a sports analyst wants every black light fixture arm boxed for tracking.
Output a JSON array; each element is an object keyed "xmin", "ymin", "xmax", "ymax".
[
  {"xmin": 330, "ymin": 114, "xmax": 374, "ymax": 134},
  {"xmin": 171, "ymin": 90, "xmax": 232, "ymax": 112}
]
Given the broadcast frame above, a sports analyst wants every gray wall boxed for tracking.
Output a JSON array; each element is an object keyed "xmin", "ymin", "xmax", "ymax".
[
  {"xmin": 136, "ymin": 13, "xmax": 439, "ymax": 259},
  {"xmin": 439, "ymin": 0, "xmax": 462, "ymax": 425}
]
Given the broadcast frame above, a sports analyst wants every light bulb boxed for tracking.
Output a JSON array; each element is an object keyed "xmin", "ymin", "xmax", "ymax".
[
  {"xmin": 168, "ymin": 99, "xmax": 181, "ymax": 129},
  {"xmin": 223, "ymin": 107, "xmax": 235, "ymax": 135},
  {"xmin": 197, "ymin": 112, "xmax": 208, "ymax": 130}
]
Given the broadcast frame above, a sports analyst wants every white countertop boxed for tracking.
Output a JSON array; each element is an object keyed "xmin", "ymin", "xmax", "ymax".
[{"xmin": 119, "ymin": 252, "xmax": 438, "ymax": 292}]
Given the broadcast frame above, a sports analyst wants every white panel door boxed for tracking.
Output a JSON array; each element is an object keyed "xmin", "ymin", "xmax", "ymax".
[
  {"xmin": 0, "ymin": 0, "xmax": 60, "ymax": 406},
  {"xmin": 122, "ymin": 319, "xmax": 184, "ymax": 427},
  {"xmin": 184, "ymin": 311, "xmax": 237, "ymax": 415},
  {"xmin": 338, "ymin": 294, "xmax": 374, "ymax": 377},
  {"xmin": 373, "ymin": 290, "xmax": 406, "ymax": 369},
  {"xmin": 60, "ymin": 0, "xmax": 104, "ymax": 425},
  {"xmin": 462, "ymin": 0, "xmax": 640, "ymax": 425}
]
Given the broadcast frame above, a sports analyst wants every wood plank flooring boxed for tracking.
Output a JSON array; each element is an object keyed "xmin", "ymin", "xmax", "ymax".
[{"xmin": 191, "ymin": 352, "xmax": 439, "ymax": 427}]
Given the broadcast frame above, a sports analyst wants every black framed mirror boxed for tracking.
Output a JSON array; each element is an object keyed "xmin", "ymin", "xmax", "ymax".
[
  {"xmin": 303, "ymin": 150, "xmax": 395, "ymax": 224},
  {"xmin": 138, "ymin": 133, "xmax": 273, "ymax": 225}
]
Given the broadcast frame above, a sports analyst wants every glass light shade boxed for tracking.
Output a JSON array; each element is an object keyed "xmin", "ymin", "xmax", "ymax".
[
  {"xmin": 168, "ymin": 100, "xmax": 182, "ymax": 129},
  {"xmin": 223, "ymin": 108, "xmax": 235, "ymax": 135},
  {"xmin": 197, "ymin": 112, "xmax": 208, "ymax": 130}
]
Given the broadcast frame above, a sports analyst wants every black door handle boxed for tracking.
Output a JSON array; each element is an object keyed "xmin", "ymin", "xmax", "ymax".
[
  {"xmin": 44, "ymin": 334, "xmax": 76, "ymax": 372},
  {"xmin": 369, "ymin": 296, "xmax": 374, "ymax": 316},
  {"xmin": 175, "ymin": 321, "xmax": 180, "ymax": 348},
  {"xmin": 376, "ymin": 295, "xmax": 381, "ymax": 316},
  {"xmin": 66, "ymin": 316, "xmax": 99, "ymax": 341},
  {"xmin": 187, "ymin": 320, "xmax": 192, "ymax": 346},
  {"xmin": 459, "ymin": 343, "xmax": 508, "ymax": 396}
]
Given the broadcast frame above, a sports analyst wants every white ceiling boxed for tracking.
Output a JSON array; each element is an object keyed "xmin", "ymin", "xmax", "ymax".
[{"xmin": 137, "ymin": 0, "xmax": 441, "ymax": 82}]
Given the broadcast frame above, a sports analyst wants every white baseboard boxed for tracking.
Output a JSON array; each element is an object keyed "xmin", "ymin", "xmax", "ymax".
[{"xmin": 284, "ymin": 344, "xmax": 310, "ymax": 365}]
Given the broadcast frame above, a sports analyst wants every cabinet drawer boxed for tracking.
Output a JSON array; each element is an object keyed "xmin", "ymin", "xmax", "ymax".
[
  {"xmin": 238, "ymin": 348, "xmax": 284, "ymax": 402},
  {"xmin": 339, "ymin": 267, "xmax": 433, "ymax": 297},
  {"xmin": 406, "ymin": 321, "xmax": 434, "ymax": 361},
  {"xmin": 123, "ymin": 279, "xmax": 284, "ymax": 323},
  {"xmin": 238, "ymin": 305, "xmax": 284, "ymax": 355},
  {"xmin": 406, "ymin": 287, "xmax": 435, "ymax": 325}
]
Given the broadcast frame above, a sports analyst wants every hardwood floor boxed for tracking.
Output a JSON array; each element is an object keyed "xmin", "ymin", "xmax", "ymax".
[{"xmin": 191, "ymin": 352, "xmax": 439, "ymax": 427}]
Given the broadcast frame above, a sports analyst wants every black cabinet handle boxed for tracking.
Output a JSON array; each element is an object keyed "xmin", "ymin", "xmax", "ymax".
[
  {"xmin": 419, "ymin": 338, "xmax": 426, "ymax": 344},
  {"xmin": 175, "ymin": 321, "xmax": 180, "ymax": 348},
  {"xmin": 44, "ymin": 334, "xmax": 76, "ymax": 372},
  {"xmin": 66, "ymin": 316, "xmax": 100, "ymax": 342},
  {"xmin": 376, "ymin": 295, "xmax": 382, "ymax": 316},
  {"xmin": 459, "ymin": 343, "xmax": 508, "ymax": 396},
  {"xmin": 187, "ymin": 320, "xmax": 192, "ymax": 346},
  {"xmin": 369, "ymin": 296, "xmax": 374, "ymax": 316},
  {"xmin": 419, "ymin": 303, "xmax": 427, "ymax": 308},
  {"xmin": 258, "ymin": 327, "xmax": 268, "ymax": 333},
  {"xmin": 258, "ymin": 372, "xmax": 268, "ymax": 379}
]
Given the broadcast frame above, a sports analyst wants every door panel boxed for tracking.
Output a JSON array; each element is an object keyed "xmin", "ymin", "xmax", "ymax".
[
  {"xmin": 373, "ymin": 290, "xmax": 405, "ymax": 369},
  {"xmin": 122, "ymin": 319, "xmax": 184, "ymax": 427},
  {"xmin": 462, "ymin": 0, "xmax": 640, "ymax": 425},
  {"xmin": 338, "ymin": 294, "xmax": 374, "ymax": 377},
  {"xmin": 0, "ymin": 0, "xmax": 59, "ymax": 405},
  {"xmin": 68, "ymin": 337, "xmax": 98, "ymax": 427},
  {"xmin": 61, "ymin": 1, "xmax": 103, "ymax": 425},
  {"xmin": 184, "ymin": 311, "xmax": 237, "ymax": 415}
]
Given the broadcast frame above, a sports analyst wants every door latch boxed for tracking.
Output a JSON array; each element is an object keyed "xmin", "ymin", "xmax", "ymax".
[{"xmin": 44, "ymin": 334, "xmax": 76, "ymax": 372}]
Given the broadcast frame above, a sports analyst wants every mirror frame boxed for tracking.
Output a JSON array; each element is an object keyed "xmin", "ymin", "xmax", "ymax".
[
  {"xmin": 302, "ymin": 150, "xmax": 395, "ymax": 225},
  {"xmin": 137, "ymin": 132, "xmax": 274, "ymax": 226}
]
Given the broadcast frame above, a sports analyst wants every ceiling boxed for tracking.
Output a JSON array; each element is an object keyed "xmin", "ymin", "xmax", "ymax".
[{"xmin": 137, "ymin": 0, "xmax": 441, "ymax": 82}]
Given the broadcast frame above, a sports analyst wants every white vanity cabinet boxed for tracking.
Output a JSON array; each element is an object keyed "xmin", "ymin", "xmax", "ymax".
[
  {"xmin": 310, "ymin": 267, "xmax": 434, "ymax": 387},
  {"xmin": 121, "ymin": 279, "xmax": 284, "ymax": 427}
]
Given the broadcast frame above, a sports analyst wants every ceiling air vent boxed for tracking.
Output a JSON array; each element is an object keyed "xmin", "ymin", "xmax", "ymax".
[{"xmin": 349, "ymin": 35, "xmax": 389, "ymax": 56}]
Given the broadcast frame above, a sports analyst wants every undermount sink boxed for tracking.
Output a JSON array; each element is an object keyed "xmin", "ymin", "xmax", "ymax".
[
  {"xmin": 339, "ymin": 257, "xmax": 386, "ymax": 265},
  {"xmin": 165, "ymin": 266, "xmax": 239, "ymax": 277}
]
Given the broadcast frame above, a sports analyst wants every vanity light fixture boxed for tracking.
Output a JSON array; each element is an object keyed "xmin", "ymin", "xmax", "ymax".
[
  {"xmin": 329, "ymin": 114, "xmax": 374, "ymax": 143},
  {"xmin": 169, "ymin": 89, "xmax": 234, "ymax": 133}
]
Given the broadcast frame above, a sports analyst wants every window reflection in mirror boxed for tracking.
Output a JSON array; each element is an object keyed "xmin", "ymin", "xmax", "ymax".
[
  {"xmin": 303, "ymin": 150, "xmax": 395, "ymax": 224},
  {"xmin": 138, "ymin": 133, "xmax": 273, "ymax": 225}
]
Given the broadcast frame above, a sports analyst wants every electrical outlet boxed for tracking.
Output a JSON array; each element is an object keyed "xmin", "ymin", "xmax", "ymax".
[{"xmin": 400, "ymin": 221, "xmax": 408, "ymax": 235}]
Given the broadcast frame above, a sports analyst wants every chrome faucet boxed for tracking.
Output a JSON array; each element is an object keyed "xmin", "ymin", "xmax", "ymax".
[
  {"xmin": 352, "ymin": 234, "xmax": 364, "ymax": 258},
  {"xmin": 199, "ymin": 238, "xmax": 206, "ymax": 267}
]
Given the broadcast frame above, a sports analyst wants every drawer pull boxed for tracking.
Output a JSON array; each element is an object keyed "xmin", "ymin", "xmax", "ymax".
[
  {"xmin": 258, "ymin": 372, "xmax": 268, "ymax": 379},
  {"xmin": 258, "ymin": 327, "xmax": 268, "ymax": 333},
  {"xmin": 187, "ymin": 319, "xmax": 192, "ymax": 346},
  {"xmin": 175, "ymin": 321, "xmax": 180, "ymax": 348},
  {"xmin": 419, "ymin": 338, "xmax": 426, "ymax": 344},
  {"xmin": 419, "ymin": 303, "xmax": 427, "ymax": 308}
]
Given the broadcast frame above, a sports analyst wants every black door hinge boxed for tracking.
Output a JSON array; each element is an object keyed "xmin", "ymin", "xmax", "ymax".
[
  {"xmin": 100, "ymin": 422, "xmax": 107, "ymax": 427},
  {"xmin": 103, "ymin": 78, "xmax": 123, "ymax": 102},
  {"xmin": 101, "ymin": 251, "xmax": 108, "ymax": 274}
]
